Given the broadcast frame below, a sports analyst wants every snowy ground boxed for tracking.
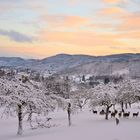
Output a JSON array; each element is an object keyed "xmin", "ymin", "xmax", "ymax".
[{"xmin": 1, "ymin": 105, "xmax": 140, "ymax": 140}]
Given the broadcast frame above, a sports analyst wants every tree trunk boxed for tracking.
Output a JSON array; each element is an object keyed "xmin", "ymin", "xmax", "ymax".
[
  {"xmin": 121, "ymin": 102, "xmax": 124, "ymax": 112},
  {"xmin": 125, "ymin": 103, "xmax": 128, "ymax": 109},
  {"xmin": 105, "ymin": 106, "xmax": 109, "ymax": 120},
  {"xmin": 113, "ymin": 104, "xmax": 115, "ymax": 111},
  {"xmin": 128, "ymin": 102, "xmax": 131, "ymax": 108},
  {"xmin": 27, "ymin": 112, "xmax": 32, "ymax": 122},
  {"xmin": 17, "ymin": 105, "xmax": 23, "ymax": 135},
  {"xmin": 79, "ymin": 104, "xmax": 83, "ymax": 111},
  {"xmin": 105, "ymin": 104, "xmax": 112, "ymax": 120},
  {"xmin": 27, "ymin": 105, "xmax": 32, "ymax": 122},
  {"xmin": 67, "ymin": 103, "xmax": 71, "ymax": 126}
]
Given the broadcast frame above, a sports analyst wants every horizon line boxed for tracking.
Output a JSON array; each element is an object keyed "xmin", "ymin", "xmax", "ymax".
[{"xmin": 0, "ymin": 52, "xmax": 140, "ymax": 60}]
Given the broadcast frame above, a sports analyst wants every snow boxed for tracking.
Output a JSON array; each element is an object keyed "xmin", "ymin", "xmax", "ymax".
[
  {"xmin": 112, "ymin": 69, "xmax": 129, "ymax": 76},
  {"xmin": 1, "ymin": 106, "xmax": 140, "ymax": 140},
  {"xmin": 1, "ymin": 54, "xmax": 140, "ymax": 78},
  {"xmin": 0, "ymin": 73, "xmax": 140, "ymax": 140}
]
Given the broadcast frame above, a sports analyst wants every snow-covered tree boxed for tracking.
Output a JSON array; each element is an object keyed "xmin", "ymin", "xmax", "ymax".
[
  {"xmin": 70, "ymin": 87, "xmax": 90, "ymax": 111},
  {"xmin": 89, "ymin": 82, "xmax": 118, "ymax": 120},
  {"xmin": 116, "ymin": 78, "xmax": 140, "ymax": 110},
  {"xmin": 42, "ymin": 75, "xmax": 72, "ymax": 99},
  {"xmin": 0, "ymin": 76, "xmax": 56, "ymax": 135}
]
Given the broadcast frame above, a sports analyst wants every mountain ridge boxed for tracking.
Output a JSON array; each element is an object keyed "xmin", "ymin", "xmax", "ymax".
[
  {"xmin": 0, "ymin": 53, "xmax": 140, "ymax": 77},
  {"xmin": 0, "ymin": 53, "xmax": 140, "ymax": 61}
]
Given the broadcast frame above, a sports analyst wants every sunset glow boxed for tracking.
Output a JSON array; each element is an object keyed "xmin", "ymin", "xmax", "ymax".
[{"xmin": 0, "ymin": 0, "xmax": 140, "ymax": 58}]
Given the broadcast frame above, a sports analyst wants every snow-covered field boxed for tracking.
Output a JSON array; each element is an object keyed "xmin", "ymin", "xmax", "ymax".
[{"xmin": 1, "ymin": 105, "xmax": 140, "ymax": 140}]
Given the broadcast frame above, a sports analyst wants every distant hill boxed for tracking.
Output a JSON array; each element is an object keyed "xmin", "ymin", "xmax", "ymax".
[{"xmin": 0, "ymin": 53, "xmax": 140, "ymax": 77}]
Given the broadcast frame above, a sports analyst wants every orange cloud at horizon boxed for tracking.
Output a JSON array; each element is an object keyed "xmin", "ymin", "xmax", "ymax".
[
  {"xmin": 39, "ymin": 31, "xmax": 125, "ymax": 47},
  {"xmin": 40, "ymin": 15, "xmax": 90, "ymax": 29},
  {"xmin": 103, "ymin": 0, "xmax": 126, "ymax": 4},
  {"xmin": 1, "ymin": 31, "xmax": 140, "ymax": 59},
  {"xmin": 1, "ymin": 44, "xmax": 139, "ymax": 59},
  {"xmin": 99, "ymin": 7, "xmax": 126, "ymax": 15},
  {"xmin": 118, "ymin": 13, "xmax": 140, "ymax": 31}
]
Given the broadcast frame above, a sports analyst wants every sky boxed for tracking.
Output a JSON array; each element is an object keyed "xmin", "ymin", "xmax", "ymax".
[{"xmin": 0, "ymin": 0, "xmax": 140, "ymax": 58}]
